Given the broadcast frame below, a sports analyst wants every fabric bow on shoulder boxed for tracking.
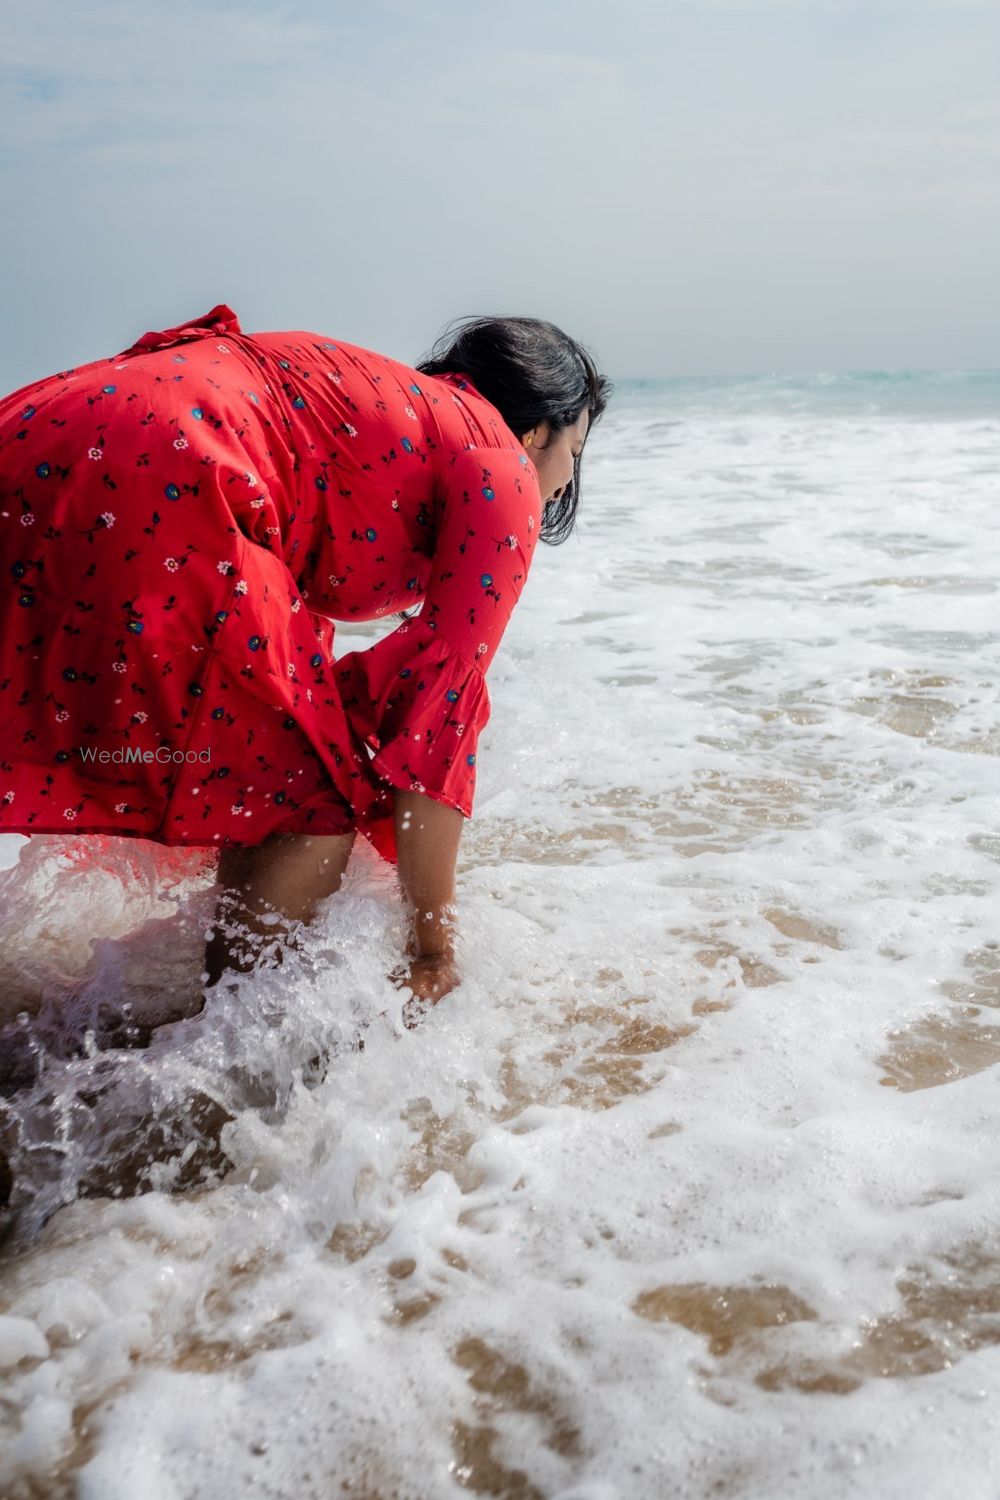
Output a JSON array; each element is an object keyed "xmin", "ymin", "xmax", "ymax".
[{"xmin": 119, "ymin": 304, "xmax": 243, "ymax": 355}]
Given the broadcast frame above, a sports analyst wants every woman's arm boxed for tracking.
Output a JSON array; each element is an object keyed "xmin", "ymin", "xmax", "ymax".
[
  {"xmin": 336, "ymin": 445, "xmax": 542, "ymax": 1011},
  {"xmin": 392, "ymin": 788, "xmax": 464, "ymax": 1009},
  {"xmin": 395, "ymin": 788, "xmax": 463, "ymax": 956}
]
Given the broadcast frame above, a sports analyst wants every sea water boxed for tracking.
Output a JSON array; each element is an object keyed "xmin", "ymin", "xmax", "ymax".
[{"xmin": 0, "ymin": 370, "xmax": 998, "ymax": 1498}]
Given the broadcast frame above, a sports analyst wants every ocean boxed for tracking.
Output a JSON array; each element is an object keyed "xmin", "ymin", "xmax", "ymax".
[{"xmin": 1, "ymin": 369, "xmax": 998, "ymax": 1498}]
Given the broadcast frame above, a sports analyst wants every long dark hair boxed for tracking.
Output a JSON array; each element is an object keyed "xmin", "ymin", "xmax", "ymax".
[{"xmin": 416, "ymin": 315, "xmax": 612, "ymax": 545}]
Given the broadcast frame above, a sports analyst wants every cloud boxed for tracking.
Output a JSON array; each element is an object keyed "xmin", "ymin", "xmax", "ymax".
[{"xmin": 2, "ymin": 0, "xmax": 999, "ymax": 379}]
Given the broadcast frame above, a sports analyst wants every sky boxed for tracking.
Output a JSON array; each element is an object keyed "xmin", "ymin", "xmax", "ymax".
[{"xmin": 2, "ymin": 0, "xmax": 998, "ymax": 388}]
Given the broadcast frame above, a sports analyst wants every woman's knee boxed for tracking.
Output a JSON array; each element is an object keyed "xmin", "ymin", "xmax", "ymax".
[{"xmin": 203, "ymin": 830, "xmax": 356, "ymax": 987}]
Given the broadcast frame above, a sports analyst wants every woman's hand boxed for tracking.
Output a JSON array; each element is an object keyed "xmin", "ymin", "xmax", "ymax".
[{"xmin": 390, "ymin": 950, "xmax": 461, "ymax": 1027}]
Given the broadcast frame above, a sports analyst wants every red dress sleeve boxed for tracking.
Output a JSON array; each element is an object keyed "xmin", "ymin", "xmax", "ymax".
[{"xmin": 335, "ymin": 445, "xmax": 542, "ymax": 815}]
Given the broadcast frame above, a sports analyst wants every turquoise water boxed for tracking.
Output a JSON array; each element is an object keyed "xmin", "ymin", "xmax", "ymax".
[{"xmin": 613, "ymin": 368, "xmax": 1000, "ymax": 418}]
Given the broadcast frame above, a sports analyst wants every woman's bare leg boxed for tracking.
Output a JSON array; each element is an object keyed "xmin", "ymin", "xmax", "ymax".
[
  {"xmin": 0, "ymin": 832, "xmax": 359, "ymax": 1223},
  {"xmin": 203, "ymin": 830, "xmax": 356, "ymax": 988}
]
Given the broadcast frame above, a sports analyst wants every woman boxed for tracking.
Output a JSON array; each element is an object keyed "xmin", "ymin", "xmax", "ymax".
[{"xmin": 0, "ymin": 305, "xmax": 610, "ymax": 1013}]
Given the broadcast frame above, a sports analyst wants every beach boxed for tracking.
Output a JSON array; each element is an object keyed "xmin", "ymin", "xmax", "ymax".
[{"xmin": 2, "ymin": 371, "xmax": 999, "ymax": 1498}]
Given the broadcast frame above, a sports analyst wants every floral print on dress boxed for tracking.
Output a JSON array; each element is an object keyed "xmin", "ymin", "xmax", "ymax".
[{"xmin": 0, "ymin": 306, "xmax": 542, "ymax": 866}]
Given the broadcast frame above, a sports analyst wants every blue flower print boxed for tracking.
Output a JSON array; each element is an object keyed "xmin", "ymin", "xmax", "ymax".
[{"xmin": 0, "ymin": 317, "xmax": 532, "ymax": 849}]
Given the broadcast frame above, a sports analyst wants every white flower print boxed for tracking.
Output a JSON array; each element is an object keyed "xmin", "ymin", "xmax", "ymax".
[
  {"xmin": 455, "ymin": 723, "xmax": 465, "ymax": 736},
  {"xmin": 88, "ymin": 447, "xmax": 102, "ymax": 461},
  {"xmin": 20, "ymin": 514, "xmax": 35, "ymax": 527},
  {"xmin": 391, "ymin": 498, "xmax": 400, "ymax": 511},
  {"xmin": 527, "ymin": 515, "xmax": 535, "ymax": 531},
  {"xmin": 217, "ymin": 560, "xmax": 232, "ymax": 574},
  {"xmin": 112, "ymin": 660, "xmax": 127, "ymax": 673},
  {"xmin": 114, "ymin": 802, "xmax": 128, "ymax": 814},
  {"xmin": 504, "ymin": 533, "xmax": 518, "ymax": 549},
  {"xmin": 477, "ymin": 642, "xmax": 488, "ymax": 656},
  {"xmin": 289, "ymin": 596, "xmax": 300, "ymax": 611},
  {"xmin": 2, "ymin": 790, "xmax": 13, "ymax": 803},
  {"xmin": 265, "ymin": 525, "xmax": 279, "ymax": 536},
  {"xmin": 132, "ymin": 710, "xmax": 148, "ymax": 723},
  {"xmin": 250, "ymin": 496, "xmax": 266, "ymax": 509},
  {"xmin": 344, "ymin": 424, "xmax": 358, "ymax": 438},
  {"xmin": 217, "ymin": 343, "xmax": 231, "ymax": 354},
  {"xmin": 164, "ymin": 558, "xmax": 180, "ymax": 572},
  {"xmin": 55, "ymin": 709, "xmax": 69, "ymax": 723},
  {"xmin": 63, "ymin": 808, "xmax": 77, "ymax": 821},
  {"xmin": 245, "ymin": 473, "xmax": 257, "ymax": 486},
  {"xmin": 287, "ymin": 663, "xmax": 295, "ymax": 677},
  {"xmin": 173, "ymin": 437, "xmax": 188, "ymax": 452},
  {"xmin": 234, "ymin": 580, "xmax": 249, "ymax": 596},
  {"xmin": 404, "ymin": 405, "xmax": 417, "ymax": 420},
  {"xmin": 101, "ymin": 512, "xmax": 115, "ymax": 528},
  {"xmin": 231, "ymin": 804, "xmax": 244, "ymax": 815}
]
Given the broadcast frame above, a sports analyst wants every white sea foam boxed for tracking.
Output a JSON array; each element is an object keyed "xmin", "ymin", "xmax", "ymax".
[{"xmin": 1, "ymin": 385, "xmax": 999, "ymax": 1497}]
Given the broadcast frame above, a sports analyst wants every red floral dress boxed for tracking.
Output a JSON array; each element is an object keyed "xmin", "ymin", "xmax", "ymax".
[{"xmin": 0, "ymin": 306, "xmax": 542, "ymax": 865}]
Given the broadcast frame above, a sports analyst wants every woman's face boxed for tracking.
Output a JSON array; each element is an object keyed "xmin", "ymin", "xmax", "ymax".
[{"xmin": 522, "ymin": 408, "xmax": 590, "ymax": 505}]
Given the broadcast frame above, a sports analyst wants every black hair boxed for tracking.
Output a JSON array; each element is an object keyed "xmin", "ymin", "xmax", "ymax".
[{"xmin": 415, "ymin": 315, "xmax": 612, "ymax": 545}]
